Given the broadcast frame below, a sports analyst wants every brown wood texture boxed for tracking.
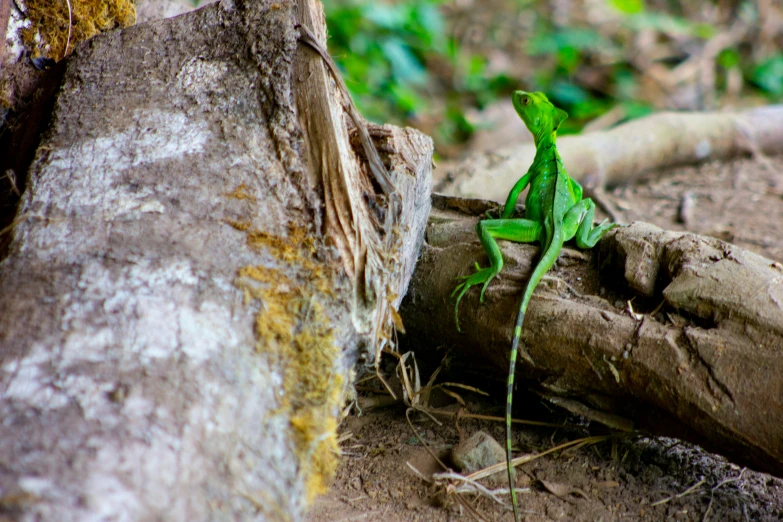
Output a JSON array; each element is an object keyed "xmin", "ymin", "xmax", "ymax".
[{"xmin": 401, "ymin": 195, "xmax": 783, "ymax": 478}]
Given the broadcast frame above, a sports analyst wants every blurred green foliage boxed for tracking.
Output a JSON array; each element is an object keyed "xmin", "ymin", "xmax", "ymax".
[
  {"xmin": 324, "ymin": 1, "xmax": 443, "ymax": 120},
  {"xmin": 323, "ymin": 0, "xmax": 515, "ymax": 144},
  {"xmin": 322, "ymin": 0, "xmax": 782, "ymax": 148}
]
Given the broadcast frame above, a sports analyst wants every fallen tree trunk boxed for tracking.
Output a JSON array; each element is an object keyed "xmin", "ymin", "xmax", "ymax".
[
  {"xmin": 400, "ymin": 195, "xmax": 783, "ymax": 478},
  {"xmin": 437, "ymin": 105, "xmax": 783, "ymax": 200},
  {"xmin": 0, "ymin": 1, "xmax": 432, "ymax": 520}
]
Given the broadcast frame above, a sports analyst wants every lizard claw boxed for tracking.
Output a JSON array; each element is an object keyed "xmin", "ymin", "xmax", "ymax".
[
  {"xmin": 598, "ymin": 219, "xmax": 619, "ymax": 234},
  {"xmin": 453, "ymin": 287, "xmax": 467, "ymax": 332},
  {"xmin": 452, "ymin": 266, "xmax": 499, "ymax": 330},
  {"xmin": 452, "ymin": 274, "xmax": 471, "ymax": 287},
  {"xmin": 479, "ymin": 278, "xmax": 493, "ymax": 302}
]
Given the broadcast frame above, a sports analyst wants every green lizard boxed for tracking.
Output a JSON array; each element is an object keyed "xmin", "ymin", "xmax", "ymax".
[{"xmin": 452, "ymin": 91, "xmax": 617, "ymax": 522}]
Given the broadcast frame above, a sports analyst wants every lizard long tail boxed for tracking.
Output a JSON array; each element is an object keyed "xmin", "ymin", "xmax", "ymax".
[{"xmin": 507, "ymin": 225, "xmax": 564, "ymax": 522}]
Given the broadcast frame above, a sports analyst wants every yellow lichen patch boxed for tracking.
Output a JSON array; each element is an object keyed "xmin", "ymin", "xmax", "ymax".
[
  {"xmin": 226, "ymin": 219, "xmax": 252, "ymax": 232},
  {"xmin": 225, "ymin": 183, "xmax": 257, "ymax": 202},
  {"xmin": 289, "ymin": 314, "xmax": 341, "ymax": 408},
  {"xmin": 236, "ymin": 266, "xmax": 296, "ymax": 347},
  {"xmin": 256, "ymin": 290, "xmax": 297, "ymax": 348},
  {"xmin": 247, "ymin": 230, "xmax": 297, "ymax": 263},
  {"xmin": 246, "ymin": 225, "xmax": 317, "ymax": 267},
  {"xmin": 290, "ymin": 412, "xmax": 339, "ymax": 504},
  {"xmin": 22, "ymin": 0, "xmax": 136, "ymax": 61},
  {"xmin": 233, "ymin": 222, "xmax": 345, "ymax": 504},
  {"xmin": 238, "ymin": 265, "xmax": 290, "ymax": 287}
]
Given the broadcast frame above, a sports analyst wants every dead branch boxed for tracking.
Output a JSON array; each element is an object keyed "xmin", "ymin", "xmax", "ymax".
[
  {"xmin": 438, "ymin": 105, "xmax": 783, "ymax": 199},
  {"xmin": 400, "ymin": 195, "xmax": 783, "ymax": 478}
]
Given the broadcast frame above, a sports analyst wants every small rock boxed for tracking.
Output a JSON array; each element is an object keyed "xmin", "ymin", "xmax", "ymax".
[{"xmin": 451, "ymin": 430, "xmax": 511, "ymax": 482}]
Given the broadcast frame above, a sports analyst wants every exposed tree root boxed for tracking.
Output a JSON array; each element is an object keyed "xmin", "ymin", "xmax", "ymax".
[
  {"xmin": 438, "ymin": 106, "xmax": 783, "ymax": 200},
  {"xmin": 401, "ymin": 195, "xmax": 783, "ymax": 478}
]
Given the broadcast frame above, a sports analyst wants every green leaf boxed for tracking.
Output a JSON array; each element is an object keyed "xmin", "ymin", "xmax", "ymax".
[
  {"xmin": 439, "ymin": 104, "xmax": 475, "ymax": 142},
  {"xmin": 363, "ymin": 4, "xmax": 407, "ymax": 31},
  {"xmin": 609, "ymin": 0, "xmax": 645, "ymax": 15},
  {"xmin": 412, "ymin": 4, "xmax": 446, "ymax": 51},
  {"xmin": 557, "ymin": 47, "xmax": 581, "ymax": 72},
  {"xmin": 549, "ymin": 82, "xmax": 589, "ymax": 105},
  {"xmin": 622, "ymin": 101, "xmax": 654, "ymax": 120},
  {"xmin": 389, "ymin": 83, "xmax": 425, "ymax": 114},
  {"xmin": 749, "ymin": 54, "xmax": 783, "ymax": 95},
  {"xmin": 613, "ymin": 67, "xmax": 637, "ymax": 100},
  {"xmin": 527, "ymin": 28, "xmax": 611, "ymax": 55},
  {"xmin": 717, "ymin": 49, "xmax": 740, "ymax": 69},
  {"xmin": 381, "ymin": 37, "xmax": 427, "ymax": 86}
]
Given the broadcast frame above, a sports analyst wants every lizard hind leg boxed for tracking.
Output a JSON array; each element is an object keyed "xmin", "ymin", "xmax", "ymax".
[
  {"xmin": 563, "ymin": 198, "xmax": 618, "ymax": 249},
  {"xmin": 452, "ymin": 218, "xmax": 541, "ymax": 331}
]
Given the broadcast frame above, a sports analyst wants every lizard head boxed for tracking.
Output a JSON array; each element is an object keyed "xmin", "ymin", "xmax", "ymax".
[{"xmin": 512, "ymin": 91, "xmax": 568, "ymax": 142}]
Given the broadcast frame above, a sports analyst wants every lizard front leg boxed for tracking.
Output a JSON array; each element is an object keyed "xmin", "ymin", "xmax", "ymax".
[
  {"xmin": 501, "ymin": 172, "xmax": 532, "ymax": 219},
  {"xmin": 452, "ymin": 218, "xmax": 542, "ymax": 331}
]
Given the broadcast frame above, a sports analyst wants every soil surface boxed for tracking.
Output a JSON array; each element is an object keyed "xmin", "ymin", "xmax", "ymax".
[{"xmin": 307, "ymin": 150, "xmax": 783, "ymax": 522}]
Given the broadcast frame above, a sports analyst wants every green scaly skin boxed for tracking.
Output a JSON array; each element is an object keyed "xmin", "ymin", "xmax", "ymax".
[{"xmin": 451, "ymin": 91, "xmax": 617, "ymax": 522}]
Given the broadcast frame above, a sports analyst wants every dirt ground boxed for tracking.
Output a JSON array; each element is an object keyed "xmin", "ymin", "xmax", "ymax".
[{"xmin": 306, "ymin": 149, "xmax": 783, "ymax": 522}]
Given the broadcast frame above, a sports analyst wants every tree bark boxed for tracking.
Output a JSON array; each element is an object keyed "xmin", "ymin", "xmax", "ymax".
[
  {"xmin": 401, "ymin": 195, "xmax": 783, "ymax": 478},
  {"xmin": 0, "ymin": 1, "xmax": 432, "ymax": 520}
]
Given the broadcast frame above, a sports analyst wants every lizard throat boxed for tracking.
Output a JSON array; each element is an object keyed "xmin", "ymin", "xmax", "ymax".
[{"xmin": 533, "ymin": 131, "xmax": 557, "ymax": 148}]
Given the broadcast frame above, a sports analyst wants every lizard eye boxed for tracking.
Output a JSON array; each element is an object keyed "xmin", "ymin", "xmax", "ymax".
[{"xmin": 522, "ymin": 97, "xmax": 530, "ymax": 106}]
